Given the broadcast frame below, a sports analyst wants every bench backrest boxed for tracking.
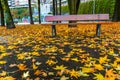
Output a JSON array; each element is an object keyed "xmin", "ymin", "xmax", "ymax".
[{"xmin": 45, "ymin": 14, "xmax": 109, "ymax": 22}]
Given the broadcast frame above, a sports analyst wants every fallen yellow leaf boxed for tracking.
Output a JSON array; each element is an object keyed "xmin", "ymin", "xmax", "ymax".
[
  {"xmin": 54, "ymin": 65, "xmax": 67, "ymax": 70},
  {"xmin": 0, "ymin": 61, "xmax": 7, "ymax": 64},
  {"xmin": 34, "ymin": 70, "xmax": 42, "ymax": 76},
  {"xmin": 46, "ymin": 59, "xmax": 57, "ymax": 66},
  {"xmin": 94, "ymin": 73, "xmax": 105, "ymax": 80},
  {"xmin": 94, "ymin": 64, "xmax": 104, "ymax": 70},
  {"xmin": 69, "ymin": 69, "xmax": 80, "ymax": 78},
  {"xmin": 32, "ymin": 63, "xmax": 38, "ymax": 70},
  {"xmin": 17, "ymin": 63, "xmax": 27, "ymax": 70}
]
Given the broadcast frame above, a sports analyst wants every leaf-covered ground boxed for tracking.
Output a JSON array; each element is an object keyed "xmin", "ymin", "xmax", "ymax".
[{"xmin": 0, "ymin": 23, "xmax": 120, "ymax": 80}]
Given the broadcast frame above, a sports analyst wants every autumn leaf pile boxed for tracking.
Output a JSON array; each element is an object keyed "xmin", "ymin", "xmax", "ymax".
[{"xmin": 0, "ymin": 22, "xmax": 120, "ymax": 80}]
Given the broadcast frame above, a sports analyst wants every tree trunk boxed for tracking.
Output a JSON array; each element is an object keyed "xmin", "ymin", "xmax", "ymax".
[
  {"xmin": 55, "ymin": 0, "xmax": 58, "ymax": 15},
  {"xmin": 0, "ymin": 1, "xmax": 5, "ymax": 26},
  {"xmin": 76, "ymin": 0, "xmax": 80, "ymax": 14},
  {"xmin": 67, "ymin": 0, "xmax": 80, "ymax": 27},
  {"xmin": 1, "ymin": 0, "xmax": 15, "ymax": 29},
  {"xmin": 53, "ymin": 0, "xmax": 56, "ymax": 15},
  {"xmin": 59, "ymin": 0, "xmax": 61, "ymax": 15},
  {"xmin": 112, "ymin": 0, "xmax": 120, "ymax": 21},
  {"xmin": 68, "ymin": 0, "xmax": 80, "ymax": 14},
  {"xmin": 38, "ymin": 0, "xmax": 41, "ymax": 23},
  {"xmin": 28, "ymin": 0, "xmax": 34, "ymax": 24}
]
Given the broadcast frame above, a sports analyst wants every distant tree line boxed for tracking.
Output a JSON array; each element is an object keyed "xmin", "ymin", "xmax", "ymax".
[
  {"xmin": 61, "ymin": 0, "xmax": 120, "ymax": 21},
  {"xmin": 78, "ymin": 0, "xmax": 115, "ymax": 19}
]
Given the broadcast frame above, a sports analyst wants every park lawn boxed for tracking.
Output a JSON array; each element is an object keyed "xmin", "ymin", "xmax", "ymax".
[{"xmin": 0, "ymin": 22, "xmax": 120, "ymax": 80}]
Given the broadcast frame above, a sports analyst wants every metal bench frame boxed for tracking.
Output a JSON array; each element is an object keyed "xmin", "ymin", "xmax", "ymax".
[{"xmin": 45, "ymin": 14, "xmax": 110, "ymax": 37}]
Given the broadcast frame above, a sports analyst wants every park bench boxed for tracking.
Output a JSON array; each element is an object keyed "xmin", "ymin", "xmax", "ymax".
[{"xmin": 45, "ymin": 14, "xmax": 110, "ymax": 37}]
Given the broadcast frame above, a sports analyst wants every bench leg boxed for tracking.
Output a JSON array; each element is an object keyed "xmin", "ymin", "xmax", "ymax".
[
  {"xmin": 96, "ymin": 24, "xmax": 101, "ymax": 37},
  {"xmin": 52, "ymin": 25, "xmax": 56, "ymax": 37}
]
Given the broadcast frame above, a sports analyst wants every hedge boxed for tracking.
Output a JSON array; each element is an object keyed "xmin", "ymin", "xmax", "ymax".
[{"xmin": 61, "ymin": 0, "xmax": 115, "ymax": 19}]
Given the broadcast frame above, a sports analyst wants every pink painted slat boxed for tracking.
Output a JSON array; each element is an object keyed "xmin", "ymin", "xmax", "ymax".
[
  {"xmin": 97, "ymin": 14, "xmax": 109, "ymax": 20},
  {"xmin": 45, "ymin": 14, "xmax": 109, "ymax": 22}
]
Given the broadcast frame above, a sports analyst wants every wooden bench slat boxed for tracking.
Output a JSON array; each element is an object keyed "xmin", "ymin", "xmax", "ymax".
[{"xmin": 45, "ymin": 14, "xmax": 109, "ymax": 21}]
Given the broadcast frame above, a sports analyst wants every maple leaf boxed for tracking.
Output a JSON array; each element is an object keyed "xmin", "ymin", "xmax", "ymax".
[
  {"xmin": 116, "ymin": 74, "xmax": 120, "ymax": 80},
  {"xmin": 22, "ymin": 71, "xmax": 30, "ymax": 78},
  {"xmin": 0, "ymin": 60, "xmax": 7, "ymax": 64},
  {"xmin": 61, "ymin": 57, "xmax": 70, "ymax": 61},
  {"xmin": 58, "ymin": 49, "xmax": 64, "ymax": 53},
  {"xmin": 71, "ymin": 58, "xmax": 79, "ymax": 62},
  {"xmin": 105, "ymin": 69, "xmax": 116, "ymax": 80},
  {"xmin": 5, "ymin": 76, "xmax": 16, "ymax": 80},
  {"xmin": 0, "ymin": 45, "xmax": 6, "ymax": 51},
  {"xmin": 81, "ymin": 67, "xmax": 95, "ymax": 73},
  {"xmin": 46, "ymin": 59, "xmax": 57, "ymax": 66},
  {"xmin": 60, "ymin": 76, "xmax": 69, "ymax": 80},
  {"xmin": 17, "ymin": 54, "xmax": 25, "ymax": 60},
  {"xmin": 115, "ymin": 65, "xmax": 120, "ymax": 70},
  {"xmin": 8, "ymin": 45, "xmax": 18, "ymax": 49},
  {"xmin": 79, "ymin": 53, "xmax": 89, "ymax": 59},
  {"xmin": 17, "ymin": 63, "xmax": 27, "ymax": 70},
  {"xmin": 69, "ymin": 69, "xmax": 80, "ymax": 78},
  {"xmin": 57, "ymin": 70, "xmax": 65, "ymax": 76},
  {"xmin": 115, "ymin": 57, "xmax": 120, "ymax": 63},
  {"xmin": 48, "ymin": 72, "xmax": 54, "ymax": 76},
  {"xmin": 78, "ymin": 70, "xmax": 89, "ymax": 77},
  {"xmin": 32, "ymin": 63, "xmax": 38, "ymax": 70},
  {"xmin": 80, "ymin": 59, "xmax": 89, "ymax": 63},
  {"xmin": 0, "ymin": 53, "xmax": 8, "ymax": 59},
  {"xmin": 31, "ymin": 52, "xmax": 40, "ymax": 56},
  {"xmin": 54, "ymin": 65, "xmax": 67, "ymax": 70},
  {"xmin": 108, "ymin": 48, "xmax": 114, "ymax": 55},
  {"xmin": 9, "ymin": 64, "xmax": 17, "ymax": 68},
  {"xmin": 99, "ymin": 55, "xmax": 108, "ymax": 64},
  {"xmin": 34, "ymin": 70, "xmax": 42, "ymax": 76},
  {"xmin": 110, "ymin": 61, "xmax": 118, "ymax": 68},
  {"xmin": 94, "ymin": 64, "xmax": 104, "ymax": 70},
  {"xmin": 34, "ymin": 77, "xmax": 40, "ymax": 80},
  {"xmin": 88, "ymin": 44, "xmax": 96, "ymax": 48},
  {"xmin": 42, "ymin": 72, "xmax": 47, "ymax": 77},
  {"xmin": 84, "ymin": 61, "xmax": 95, "ymax": 67},
  {"xmin": 93, "ymin": 73, "xmax": 105, "ymax": 80},
  {"xmin": 0, "ymin": 71, "xmax": 7, "ymax": 76}
]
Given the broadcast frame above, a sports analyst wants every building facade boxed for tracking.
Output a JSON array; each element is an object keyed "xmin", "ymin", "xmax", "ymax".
[{"xmin": 8, "ymin": 0, "xmax": 35, "ymax": 8}]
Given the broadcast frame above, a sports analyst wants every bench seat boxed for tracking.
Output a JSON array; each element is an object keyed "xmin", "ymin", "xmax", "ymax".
[{"xmin": 45, "ymin": 14, "xmax": 110, "ymax": 37}]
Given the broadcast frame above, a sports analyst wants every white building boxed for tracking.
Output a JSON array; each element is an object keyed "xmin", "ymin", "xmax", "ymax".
[
  {"xmin": 8, "ymin": 0, "xmax": 36, "ymax": 8},
  {"xmin": 18, "ymin": 0, "xmax": 28, "ymax": 6}
]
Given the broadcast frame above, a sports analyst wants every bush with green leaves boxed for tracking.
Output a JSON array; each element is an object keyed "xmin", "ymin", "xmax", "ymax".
[{"xmin": 62, "ymin": 0, "xmax": 115, "ymax": 19}]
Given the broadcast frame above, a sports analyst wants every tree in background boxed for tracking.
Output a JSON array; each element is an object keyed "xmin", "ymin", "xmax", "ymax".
[
  {"xmin": 28, "ymin": 0, "xmax": 34, "ymax": 24},
  {"xmin": 1, "ymin": 0, "xmax": 15, "ymax": 29},
  {"xmin": 59, "ymin": 0, "xmax": 61, "ymax": 15},
  {"xmin": 112, "ymin": 0, "xmax": 120, "ymax": 21},
  {"xmin": 55, "ymin": 0, "xmax": 58, "ymax": 15},
  {"xmin": 53, "ymin": 0, "xmax": 56, "ymax": 15},
  {"xmin": 67, "ymin": 0, "xmax": 80, "ymax": 26},
  {"xmin": 38, "ymin": 0, "xmax": 41, "ymax": 23},
  {"xmin": 68, "ymin": 0, "xmax": 80, "ymax": 14},
  {"xmin": 0, "ymin": 0, "xmax": 5, "ymax": 26}
]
